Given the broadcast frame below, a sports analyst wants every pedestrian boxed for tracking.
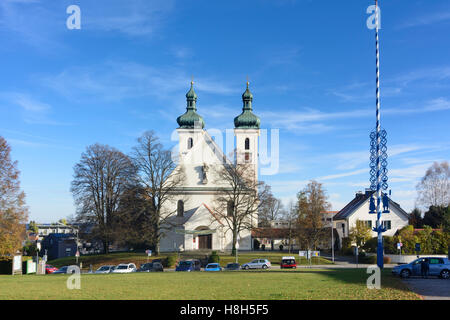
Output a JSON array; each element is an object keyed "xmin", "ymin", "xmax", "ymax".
[{"xmin": 420, "ymin": 258, "xmax": 429, "ymax": 279}]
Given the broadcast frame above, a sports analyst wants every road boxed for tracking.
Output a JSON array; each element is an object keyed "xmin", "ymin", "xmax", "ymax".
[{"xmin": 401, "ymin": 277, "xmax": 450, "ymax": 300}]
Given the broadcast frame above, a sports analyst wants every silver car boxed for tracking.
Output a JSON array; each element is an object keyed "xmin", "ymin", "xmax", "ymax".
[
  {"xmin": 242, "ymin": 259, "xmax": 271, "ymax": 270},
  {"xmin": 95, "ymin": 265, "xmax": 116, "ymax": 274},
  {"xmin": 392, "ymin": 257, "xmax": 450, "ymax": 279}
]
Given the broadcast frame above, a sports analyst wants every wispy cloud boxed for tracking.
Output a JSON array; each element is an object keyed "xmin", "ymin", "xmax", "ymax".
[
  {"xmin": 0, "ymin": 92, "xmax": 68, "ymax": 125},
  {"xmin": 399, "ymin": 11, "xmax": 450, "ymax": 29},
  {"xmin": 83, "ymin": 0, "xmax": 175, "ymax": 37},
  {"xmin": 41, "ymin": 61, "xmax": 239, "ymax": 104}
]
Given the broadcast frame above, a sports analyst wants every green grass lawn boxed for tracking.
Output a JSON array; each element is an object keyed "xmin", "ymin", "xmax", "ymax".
[
  {"xmin": 48, "ymin": 251, "xmax": 332, "ymax": 271},
  {"xmin": 0, "ymin": 269, "xmax": 419, "ymax": 300}
]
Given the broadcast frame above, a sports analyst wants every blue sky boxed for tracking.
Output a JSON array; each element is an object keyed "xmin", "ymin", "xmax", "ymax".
[{"xmin": 1, "ymin": 0, "xmax": 449, "ymax": 222}]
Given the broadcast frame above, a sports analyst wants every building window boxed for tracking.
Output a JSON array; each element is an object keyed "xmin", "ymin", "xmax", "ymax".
[
  {"xmin": 177, "ymin": 200, "xmax": 184, "ymax": 217},
  {"xmin": 342, "ymin": 223, "xmax": 345, "ymax": 236},
  {"xmin": 187, "ymin": 138, "xmax": 193, "ymax": 149},
  {"xmin": 382, "ymin": 220, "xmax": 391, "ymax": 230},
  {"xmin": 245, "ymin": 138, "xmax": 250, "ymax": 150},
  {"xmin": 364, "ymin": 221, "xmax": 372, "ymax": 229},
  {"xmin": 244, "ymin": 152, "xmax": 250, "ymax": 162},
  {"xmin": 227, "ymin": 201, "xmax": 234, "ymax": 217}
]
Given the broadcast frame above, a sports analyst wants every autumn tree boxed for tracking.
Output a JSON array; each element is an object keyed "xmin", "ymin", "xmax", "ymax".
[
  {"xmin": 212, "ymin": 163, "xmax": 265, "ymax": 255},
  {"xmin": 416, "ymin": 161, "xmax": 450, "ymax": 209},
  {"xmin": 0, "ymin": 136, "xmax": 28, "ymax": 259},
  {"xmin": 130, "ymin": 131, "xmax": 186, "ymax": 254},
  {"xmin": 349, "ymin": 220, "xmax": 372, "ymax": 249},
  {"xmin": 71, "ymin": 144, "xmax": 137, "ymax": 254},
  {"xmin": 295, "ymin": 180, "xmax": 331, "ymax": 250}
]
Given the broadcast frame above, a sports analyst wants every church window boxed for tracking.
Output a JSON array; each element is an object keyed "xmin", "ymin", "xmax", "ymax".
[
  {"xmin": 177, "ymin": 200, "xmax": 184, "ymax": 217},
  {"xmin": 245, "ymin": 138, "xmax": 250, "ymax": 150},
  {"xmin": 188, "ymin": 138, "xmax": 193, "ymax": 149},
  {"xmin": 227, "ymin": 201, "xmax": 234, "ymax": 217},
  {"xmin": 244, "ymin": 152, "xmax": 250, "ymax": 162}
]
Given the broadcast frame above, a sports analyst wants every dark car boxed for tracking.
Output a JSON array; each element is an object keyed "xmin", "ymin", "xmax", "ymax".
[
  {"xmin": 175, "ymin": 259, "xmax": 201, "ymax": 272},
  {"xmin": 45, "ymin": 265, "xmax": 58, "ymax": 274},
  {"xmin": 137, "ymin": 262, "xmax": 164, "ymax": 272},
  {"xmin": 224, "ymin": 263, "xmax": 241, "ymax": 271},
  {"xmin": 52, "ymin": 266, "xmax": 77, "ymax": 274}
]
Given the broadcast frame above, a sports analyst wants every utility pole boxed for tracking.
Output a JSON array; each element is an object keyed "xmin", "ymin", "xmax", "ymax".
[{"xmin": 331, "ymin": 214, "xmax": 335, "ymax": 263}]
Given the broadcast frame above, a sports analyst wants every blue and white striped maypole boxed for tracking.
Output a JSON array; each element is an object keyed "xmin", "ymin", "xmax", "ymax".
[{"xmin": 374, "ymin": 0, "xmax": 384, "ymax": 269}]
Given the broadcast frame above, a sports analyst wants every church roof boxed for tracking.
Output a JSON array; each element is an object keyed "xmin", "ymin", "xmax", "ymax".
[
  {"xmin": 234, "ymin": 82, "xmax": 260, "ymax": 129},
  {"xmin": 177, "ymin": 81, "xmax": 205, "ymax": 129},
  {"xmin": 333, "ymin": 190, "xmax": 410, "ymax": 220}
]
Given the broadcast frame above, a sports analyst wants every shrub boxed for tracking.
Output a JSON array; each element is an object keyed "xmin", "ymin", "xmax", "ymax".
[
  {"xmin": 164, "ymin": 254, "xmax": 177, "ymax": 268},
  {"xmin": 383, "ymin": 256, "xmax": 391, "ymax": 264},
  {"xmin": 360, "ymin": 255, "xmax": 376, "ymax": 264},
  {"xmin": 208, "ymin": 251, "xmax": 220, "ymax": 263},
  {"xmin": 363, "ymin": 237, "xmax": 378, "ymax": 253},
  {"xmin": 261, "ymin": 244, "xmax": 265, "ymax": 251},
  {"xmin": 279, "ymin": 244, "xmax": 284, "ymax": 251}
]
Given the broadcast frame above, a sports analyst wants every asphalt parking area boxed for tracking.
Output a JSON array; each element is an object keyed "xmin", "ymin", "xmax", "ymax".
[{"xmin": 402, "ymin": 277, "xmax": 450, "ymax": 300}]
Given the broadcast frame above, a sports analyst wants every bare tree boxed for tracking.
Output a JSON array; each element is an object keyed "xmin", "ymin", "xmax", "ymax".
[
  {"xmin": 0, "ymin": 137, "xmax": 28, "ymax": 258},
  {"xmin": 258, "ymin": 184, "xmax": 283, "ymax": 227},
  {"xmin": 211, "ymin": 163, "xmax": 265, "ymax": 255},
  {"xmin": 131, "ymin": 131, "xmax": 186, "ymax": 254},
  {"xmin": 296, "ymin": 180, "xmax": 331, "ymax": 251},
  {"xmin": 280, "ymin": 200, "xmax": 298, "ymax": 253},
  {"xmin": 416, "ymin": 161, "xmax": 450, "ymax": 209},
  {"xmin": 258, "ymin": 183, "xmax": 283, "ymax": 249},
  {"xmin": 71, "ymin": 144, "xmax": 136, "ymax": 254}
]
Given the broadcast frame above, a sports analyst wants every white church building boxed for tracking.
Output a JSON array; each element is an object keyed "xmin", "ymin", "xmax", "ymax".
[{"xmin": 159, "ymin": 81, "xmax": 261, "ymax": 252}]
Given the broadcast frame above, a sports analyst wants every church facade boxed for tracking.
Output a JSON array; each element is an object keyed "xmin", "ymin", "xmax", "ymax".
[{"xmin": 159, "ymin": 81, "xmax": 260, "ymax": 252}]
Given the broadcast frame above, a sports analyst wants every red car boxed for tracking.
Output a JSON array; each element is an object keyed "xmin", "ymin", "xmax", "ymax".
[
  {"xmin": 45, "ymin": 265, "xmax": 58, "ymax": 274},
  {"xmin": 280, "ymin": 257, "xmax": 297, "ymax": 269}
]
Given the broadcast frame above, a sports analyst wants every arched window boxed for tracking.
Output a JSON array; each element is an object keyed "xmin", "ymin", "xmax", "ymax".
[
  {"xmin": 227, "ymin": 201, "xmax": 234, "ymax": 217},
  {"xmin": 245, "ymin": 138, "xmax": 250, "ymax": 150},
  {"xmin": 187, "ymin": 137, "xmax": 193, "ymax": 149},
  {"xmin": 177, "ymin": 200, "xmax": 184, "ymax": 217}
]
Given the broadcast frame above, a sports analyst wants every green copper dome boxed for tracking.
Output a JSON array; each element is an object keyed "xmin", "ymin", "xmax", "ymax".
[
  {"xmin": 234, "ymin": 82, "xmax": 260, "ymax": 129},
  {"xmin": 177, "ymin": 82, "xmax": 205, "ymax": 129}
]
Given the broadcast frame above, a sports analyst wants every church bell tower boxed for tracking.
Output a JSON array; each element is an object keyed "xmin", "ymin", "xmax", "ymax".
[{"xmin": 234, "ymin": 81, "xmax": 260, "ymax": 182}]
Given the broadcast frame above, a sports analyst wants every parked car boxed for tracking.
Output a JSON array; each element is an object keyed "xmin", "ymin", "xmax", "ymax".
[
  {"xmin": 280, "ymin": 256, "xmax": 297, "ymax": 269},
  {"xmin": 137, "ymin": 262, "xmax": 164, "ymax": 272},
  {"xmin": 95, "ymin": 265, "xmax": 116, "ymax": 274},
  {"xmin": 175, "ymin": 259, "xmax": 201, "ymax": 272},
  {"xmin": 52, "ymin": 266, "xmax": 77, "ymax": 274},
  {"xmin": 242, "ymin": 259, "xmax": 271, "ymax": 270},
  {"xmin": 224, "ymin": 263, "xmax": 241, "ymax": 271},
  {"xmin": 392, "ymin": 257, "xmax": 450, "ymax": 279},
  {"xmin": 204, "ymin": 263, "xmax": 222, "ymax": 271},
  {"xmin": 45, "ymin": 265, "xmax": 58, "ymax": 274},
  {"xmin": 111, "ymin": 263, "xmax": 137, "ymax": 273}
]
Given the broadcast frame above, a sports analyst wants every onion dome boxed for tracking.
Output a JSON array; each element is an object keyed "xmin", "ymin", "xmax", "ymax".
[
  {"xmin": 234, "ymin": 81, "xmax": 260, "ymax": 129},
  {"xmin": 177, "ymin": 81, "xmax": 205, "ymax": 129}
]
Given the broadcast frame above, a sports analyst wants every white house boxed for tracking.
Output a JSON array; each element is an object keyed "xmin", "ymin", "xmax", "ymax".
[
  {"xmin": 159, "ymin": 81, "xmax": 260, "ymax": 252},
  {"xmin": 333, "ymin": 189, "xmax": 410, "ymax": 248}
]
